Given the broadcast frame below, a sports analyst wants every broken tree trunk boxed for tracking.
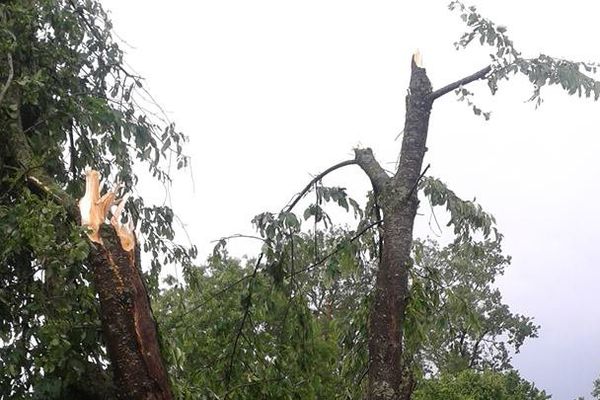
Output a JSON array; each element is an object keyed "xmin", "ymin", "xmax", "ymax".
[
  {"xmin": 1, "ymin": 7, "xmax": 174, "ymax": 396},
  {"xmin": 355, "ymin": 51, "xmax": 489, "ymax": 400},
  {"xmin": 79, "ymin": 170, "xmax": 173, "ymax": 400},
  {"xmin": 5, "ymin": 87, "xmax": 174, "ymax": 397},
  {"xmin": 354, "ymin": 51, "xmax": 491, "ymax": 399},
  {"xmin": 359, "ymin": 52, "xmax": 433, "ymax": 400}
]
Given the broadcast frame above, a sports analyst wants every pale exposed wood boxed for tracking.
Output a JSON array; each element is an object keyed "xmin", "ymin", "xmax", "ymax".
[
  {"xmin": 413, "ymin": 49, "xmax": 423, "ymax": 68},
  {"xmin": 110, "ymin": 194, "xmax": 135, "ymax": 252},
  {"xmin": 79, "ymin": 169, "xmax": 129, "ymax": 247}
]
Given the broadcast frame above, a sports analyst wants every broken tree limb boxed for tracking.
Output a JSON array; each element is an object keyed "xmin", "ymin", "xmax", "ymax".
[
  {"xmin": 79, "ymin": 169, "xmax": 121, "ymax": 244},
  {"xmin": 80, "ymin": 170, "xmax": 173, "ymax": 400},
  {"xmin": 111, "ymin": 193, "xmax": 135, "ymax": 252}
]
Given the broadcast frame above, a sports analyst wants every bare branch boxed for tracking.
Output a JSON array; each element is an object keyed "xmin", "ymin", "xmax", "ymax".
[
  {"xmin": 407, "ymin": 164, "xmax": 430, "ymax": 199},
  {"xmin": 428, "ymin": 65, "xmax": 491, "ymax": 101},
  {"xmin": 283, "ymin": 159, "xmax": 358, "ymax": 213},
  {"xmin": 25, "ymin": 175, "xmax": 80, "ymax": 221},
  {"xmin": 211, "ymin": 234, "xmax": 268, "ymax": 243}
]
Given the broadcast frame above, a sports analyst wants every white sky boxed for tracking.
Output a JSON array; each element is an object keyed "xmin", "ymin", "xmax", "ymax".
[{"xmin": 101, "ymin": 1, "xmax": 600, "ymax": 398}]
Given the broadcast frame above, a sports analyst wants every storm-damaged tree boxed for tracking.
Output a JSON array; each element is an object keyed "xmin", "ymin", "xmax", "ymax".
[
  {"xmin": 361, "ymin": 28, "xmax": 598, "ymax": 400},
  {"xmin": 0, "ymin": 1, "xmax": 193, "ymax": 399},
  {"xmin": 3, "ymin": 2, "xmax": 600, "ymax": 400},
  {"xmin": 238, "ymin": 3, "xmax": 600, "ymax": 399},
  {"xmin": 349, "ymin": 3, "xmax": 600, "ymax": 398},
  {"xmin": 191, "ymin": 3, "xmax": 600, "ymax": 399}
]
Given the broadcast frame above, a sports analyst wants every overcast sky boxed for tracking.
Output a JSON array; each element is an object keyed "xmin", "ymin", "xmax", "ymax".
[{"xmin": 101, "ymin": 1, "xmax": 600, "ymax": 398}]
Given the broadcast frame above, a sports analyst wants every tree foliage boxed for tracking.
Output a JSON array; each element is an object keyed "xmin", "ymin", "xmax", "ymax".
[
  {"xmin": 155, "ymin": 180, "xmax": 540, "ymax": 398},
  {"xmin": 412, "ymin": 370, "xmax": 550, "ymax": 400},
  {"xmin": 0, "ymin": 1, "xmax": 193, "ymax": 397}
]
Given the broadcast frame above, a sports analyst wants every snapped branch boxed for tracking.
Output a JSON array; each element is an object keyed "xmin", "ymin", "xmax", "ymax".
[{"xmin": 428, "ymin": 65, "xmax": 491, "ymax": 101}]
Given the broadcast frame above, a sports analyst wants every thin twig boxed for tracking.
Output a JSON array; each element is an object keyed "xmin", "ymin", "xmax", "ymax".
[
  {"xmin": 406, "ymin": 164, "xmax": 430, "ymax": 200},
  {"xmin": 211, "ymin": 234, "xmax": 268, "ymax": 244},
  {"xmin": 357, "ymin": 365, "xmax": 370, "ymax": 386},
  {"xmin": 288, "ymin": 218, "xmax": 383, "ymax": 278},
  {"xmin": 427, "ymin": 197, "xmax": 443, "ymax": 236}
]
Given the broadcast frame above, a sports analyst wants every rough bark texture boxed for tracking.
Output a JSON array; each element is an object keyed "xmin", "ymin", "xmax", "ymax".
[
  {"xmin": 356, "ymin": 55, "xmax": 433, "ymax": 400},
  {"xmin": 89, "ymin": 225, "xmax": 173, "ymax": 400}
]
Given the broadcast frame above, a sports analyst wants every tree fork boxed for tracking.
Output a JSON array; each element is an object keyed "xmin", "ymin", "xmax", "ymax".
[{"xmin": 355, "ymin": 52, "xmax": 492, "ymax": 399}]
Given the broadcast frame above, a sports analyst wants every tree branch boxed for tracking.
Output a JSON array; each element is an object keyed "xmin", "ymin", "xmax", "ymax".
[
  {"xmin": 428, "ymin": 65, "xmax": 491, "ymax": 101},
  {"xmin": 0, "ymin": 52, "xmax": 13, "ymax": 107},
  {"xmin": 224, "ymin": 253, "xmax": 263, "ymax": 393},
  {"xmin": 25, "ymin": 175, "xmax": 79, "ymax": 221},
  {"xmin": 354, "ymin": 148, "xmax": 390, "ymax": 193},
  {"xmin": 406, "ymin": 164, "xmax": 430, "ymax": 200},
  {"xmin": 288, "ymin": 217, "xmax": 383, "ymax": 278},
  {"xmin": 283, "ymin": 159, "xmax": 358, "ymax": 213},
  {"xmin": 211, "ymin": 234, "xmax": 268, "ymax": 244}
]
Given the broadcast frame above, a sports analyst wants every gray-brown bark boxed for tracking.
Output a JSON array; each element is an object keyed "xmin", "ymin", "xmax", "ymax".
[
  {"xmin": 356, "ymin": 54, "xmax": 433, "ymax": 400},
  {"xmin": 355, "ymin": 53, "xmax": 490, "ymax": 399}
]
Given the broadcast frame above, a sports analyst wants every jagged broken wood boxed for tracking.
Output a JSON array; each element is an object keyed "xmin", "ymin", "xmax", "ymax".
[{"xmin": 79, "ymin": 169, "xmax": 173, "ymax": 400}]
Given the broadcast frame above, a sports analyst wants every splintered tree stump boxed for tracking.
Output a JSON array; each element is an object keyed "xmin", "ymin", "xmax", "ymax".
[{"xmin": 80, "ymin": 170, "xmax": 173, "ymax": 400}]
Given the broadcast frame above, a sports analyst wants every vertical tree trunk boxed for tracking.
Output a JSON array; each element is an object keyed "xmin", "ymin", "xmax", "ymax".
[
  {"xmin": 356, "ymin": 53, "xmax": 433, "ymax": 400},
  {"xmin": 355, "ymin": 50, "xmax": 491, "ymax": 399}
]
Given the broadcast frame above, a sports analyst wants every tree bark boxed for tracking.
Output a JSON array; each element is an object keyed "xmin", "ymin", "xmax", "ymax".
[
  {"xmin": 355, "ymin": 52, "xmax": 491, "ymax": 399},
  {"xmin": 88, "ymin": 225, "xmax": 173, "ymax": 400},
  {"xmin": 77, "ymin": 170, "xmax": 173, "ymax": 400},
  {"xmin": 355, "ymin": 53, "xmax": 433, "ymax": 400}
]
